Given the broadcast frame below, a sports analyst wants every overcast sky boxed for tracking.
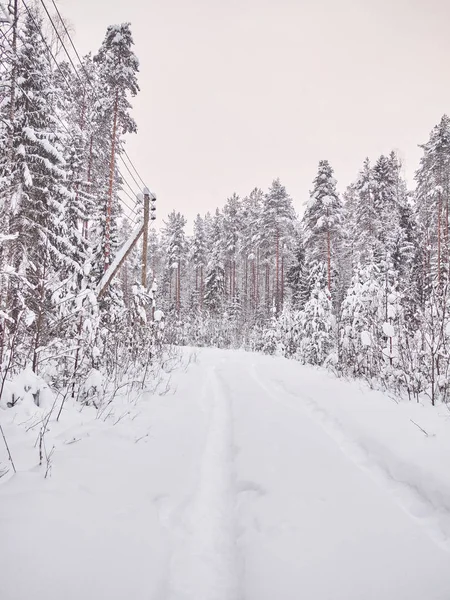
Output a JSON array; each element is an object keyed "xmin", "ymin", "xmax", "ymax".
[{"xmin": 58, "ymin": 0, "xmax": 450, "ymax": 226}]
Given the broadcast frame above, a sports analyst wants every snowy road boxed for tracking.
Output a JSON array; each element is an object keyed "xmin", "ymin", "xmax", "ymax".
[{"xmin": 1, "ymin": 348, "xmax": 450, "ymax": 599}]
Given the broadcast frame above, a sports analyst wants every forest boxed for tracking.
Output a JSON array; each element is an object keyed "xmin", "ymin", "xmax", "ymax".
[
  {"xmin": 157, "ymin": 136, "xmax": 450, "ymax": 407},
  {"xmin": 1, "ymin": 3, "xmax": 449, "ymax": 411}
]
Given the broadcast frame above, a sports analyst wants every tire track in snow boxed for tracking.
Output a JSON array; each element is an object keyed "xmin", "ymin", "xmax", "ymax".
[
  {"xmin": 249, "ymin": 363, "xmax": 450, "ymax": 552},
  {"xmin": 167, "ymin": 367, "xmax": 241, "ymax": 600}
]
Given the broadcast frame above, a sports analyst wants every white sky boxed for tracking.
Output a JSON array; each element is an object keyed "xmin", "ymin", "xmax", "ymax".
[{"xmin": 58, "ymin": 0, "xmax": 450, "ymax": 225}]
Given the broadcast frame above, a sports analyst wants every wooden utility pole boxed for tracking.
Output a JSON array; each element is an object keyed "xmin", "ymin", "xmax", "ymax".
[
  {"xmin": 98, "ymin": 222, "xmax": 144, "ymax": 299},
  {"xmin": 141, "ymin": 188, "xmax": 150, "ymax": 287},
  {"xmin": 98, "ymin": 187, "xmax": 156, "ymax": 299}
]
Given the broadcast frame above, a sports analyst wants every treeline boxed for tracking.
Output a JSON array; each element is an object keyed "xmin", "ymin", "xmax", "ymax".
[
  {"xmin": 1, "ymin": 6, "xmax": 449, "ymax": 409},
  {"xmin": 153, "ymin": 118, "xmax": 450, "ymax": 405}
]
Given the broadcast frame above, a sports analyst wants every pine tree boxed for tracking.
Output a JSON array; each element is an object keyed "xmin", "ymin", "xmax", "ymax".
[
  {"xmin": 93, "ymin": 23, "xmax": 139, "ymax": 272},
  {"xmin": 223, "ymin": 193, "xmax": 241, "ymax": 303},
  {"xmin": 260, "ymin": 178, "xmax": 296, "ymax": 315},
  {"xmin": 415, "ymin": 115, "xmax": 450, "ymax": 287},
  {"xmin": 161, "ymin": 211, "xmax": 186, "ymax": 315},
  {"xmin": 191, "ymin": 214, "xmax": 207, "ymax": 311},
  {"xmin": 204, "ymin": 209, "xmax": 225, "ymax": 315},
  {"xmin": 351, "ymin": 158, "xmax": 377, "ymax": 266},
  {"xmin": 287, "ymin": 227, "xmax": 309, "ymax": 310},
  {"xmin": 241, "ymin": 188, "xmax": 264, "ymax": 317},
  {"xmin": 303, "ymin": 160, "xmax": 342, "ymax": 296}
]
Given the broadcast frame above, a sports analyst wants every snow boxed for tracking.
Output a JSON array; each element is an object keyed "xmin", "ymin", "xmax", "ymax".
[
  {"xmin": 0, "ymin": 367, "xmax": 53, "ymax": 410},
  {"xmin": 446, "ymin": 320, "xmax": 450, "ymax": 337},
  {"xmin": 361, "ymin": 330, "xmax": 371, "ymax": 346},
  {"xmin": 0, "ymin": 232, "xmax": 18, "ymax": 244},
  {"xmin": 82, "ymin": 368, "xmax": 104, "ymax": 394},
  {"xmin": 383, "ymin": 321, "xmax": 395, "ymax": 337},
  {"xmin": 1, "ymin": 349, "xmax": 450, "ymax": 599},
  {"xmin": 154, "ymin": 308, "xmax": 164, "ymax": 322}
]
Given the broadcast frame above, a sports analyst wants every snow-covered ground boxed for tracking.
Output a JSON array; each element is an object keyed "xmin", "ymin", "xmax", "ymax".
[{"xmin": 1, "ymin": 348, "xmax": 450, "ymax": 599}]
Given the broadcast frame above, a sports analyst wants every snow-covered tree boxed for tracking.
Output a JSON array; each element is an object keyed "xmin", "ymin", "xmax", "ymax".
[
  {"xmin": 93, "ymin": 23, "xmax": 139, "ymax": 273},
  {"xmin": 299, "ymin": 263, "xmax": 334, "ymax": 365},
  {"xmin": 260, "ymin": 178, "xmax": 296, "ymax": 314},
  {"xmin": 303, "ymin": 160, "xmax": 342, "ymax": 296},
  {"xmin": 204, "ymin": 209, "xmax": 225, "ymax": 315}
]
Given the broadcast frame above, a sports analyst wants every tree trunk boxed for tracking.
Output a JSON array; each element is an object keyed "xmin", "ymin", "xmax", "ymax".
[
  {"xmin": 83, "ymin": 135, "xmax": 94, "ymax": 239},
  {"xmin": 327, "ymin": 224, "xmax": 331, "ymax": 294},
  {"xmin": 256, "ymin": 248, "xmax": 260, "ymax": 310},
  {"xmin": 0, "ymin": 0, "xmax": 19, "ymax": 366},
  {"xmin": 200, "ymin": 265, "xmax": 204, "ymax": 310},
  {"xmin": 244, "ymin": 257, "xmax": 248, "ymax": 314},
  {"xmin": 104, "ymin": 89, "xmax": 119, "ymax": 271},
  {"xmin": 71, "ymin": 315, "xmax": 84, "ymax": 398},
  {"xmin": 177, "ymin": 262, "xmax": 181, "ymax": 314},
  {"xmin": 445, "ymin": 192, "xmax": 449, "ymax": 270},
  {"xmin": 32, "ymin": 258, "xmax": 48, "ymax": 375},
  {"xmin": 275, "ymin": 228, "xmax": 279, "ymax": 315},
  {"xmin": 252, "ymin": 259, "xmax": 256, "ymax": 312},
  {"xmin": 438, "ymin": 190, "xmax": 442, "ymax": 285}
]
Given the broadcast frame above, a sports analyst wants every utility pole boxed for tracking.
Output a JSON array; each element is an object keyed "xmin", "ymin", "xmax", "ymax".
[
  {"xmin": 141, "ymin": 189, "xmax": 149, "ymax": 287},
  {"xmin": 98, "ymin": 186, "xmax": 156, "ymax": 299}
]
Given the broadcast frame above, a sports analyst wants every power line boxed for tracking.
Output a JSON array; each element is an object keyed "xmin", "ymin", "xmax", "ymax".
[
  {"xmin": 122, "ymin": 148, "xmax": 148, "ymax": 189},
  {"xmin": 1, "ymin": 11, "xmax": 144, "ymax": 294},
  {"xmin": 120, "ymin": 150, "xmax": 143, "ymax": 191},
  {"xmin": 49, "ymin": 0, "xmax": 90, "ymax": 81},
  {"xmin": 0, "ymin": 27, "xmax": 74, "ymax": 145},
  {"xmin": 38, "ymin": 0, "xmax": 82, "ymax": 84},
  {"xmin": 0, "ymin": 27, "xmax": 137, "ymax": 229},
  {"xmin": 20, "ymin": 0, "xmax": 76, "ymax": 97},
  {"xmin": 17, "ymin": 2, "xmax": 143, "ymax": 222},
  {"xmin": 2, "ymin": 2, "xmax": 147, "ymax": 237},
  {"xmin": 38, "ymin": 0, "xmax": 145, "ymax": 212},
  {"xmin": 47, "ymin": 0, "xmax": 149, "ymax": 192},
  {"xmin": 120, "ymin": 172, "xmax": 141, "ymax": 203},
  {"xmin": 4, "ymin": 1, "xmax": 148, "ymax": 213},
  {"xmin": 120, "ymin": 187, "xmax": 139, "ymax": 213}
]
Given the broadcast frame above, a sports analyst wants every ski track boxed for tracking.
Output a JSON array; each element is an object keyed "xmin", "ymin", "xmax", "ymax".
[
  {"xmin": 166, "ymin": 366, "xmax": 241, "ymax": 600},
  {"xmin": 249, "ymin": 362, "xmax": 450, "ymax": 553},
  {"xmin": 3, "ymin": 349, "xmax": 450, "ymax": 599}
]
